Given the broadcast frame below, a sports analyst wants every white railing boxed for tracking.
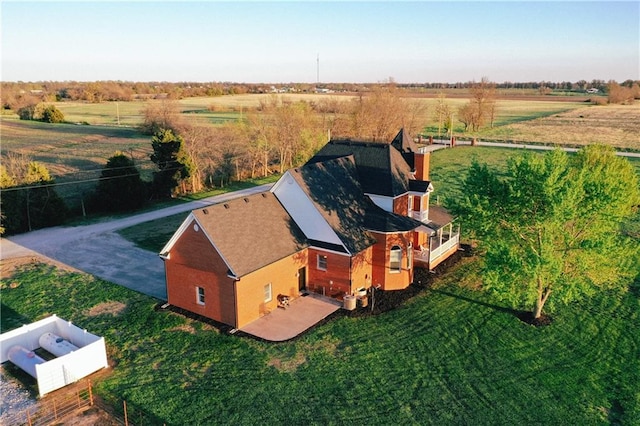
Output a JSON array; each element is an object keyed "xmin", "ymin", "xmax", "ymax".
[
  {"xmin": 430, "ymin": 234, "xmax": 459, "ymax": 262},
  {"xmin": 409, "ymin": 210, "xmax": 428, "ymax": 222}
]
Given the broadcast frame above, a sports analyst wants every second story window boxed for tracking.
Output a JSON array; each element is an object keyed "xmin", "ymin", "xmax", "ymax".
[{"xmin": 317, "ymin": 254, "xmax": 328, "ymax": 271}]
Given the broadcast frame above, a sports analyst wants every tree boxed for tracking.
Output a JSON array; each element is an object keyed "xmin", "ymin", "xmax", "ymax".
[
  {"xmin": 140, "ymin": 99, "xmax": 184, "ymax": 135},
  {"xmin": 39, "ymin": 104, "xmax": 65, "ymax": 123},
  {"xmin": 433, "ymin": 93, "xmax": 452, "ymax": 140},
  {"xmin": 0, "ymin": 160, "xmax": 68, "ymax": 234},
  {"xmin": 458, "ymin": 77, "xmax": 496, "ymax": 132},
  {"xmin": 150, "ymin": 129, "xmax": 193, "ymax": 198},
  {"xmin": 453, "ymin": 146, "xmax": 640, "ymax": 321},
  {"xmin": 334, "ymin": 85, "xmax": 426, "ymax": 141},
  {"xmin": 91, "ymin": 153, "xmax": 147, "ymax": 212}
]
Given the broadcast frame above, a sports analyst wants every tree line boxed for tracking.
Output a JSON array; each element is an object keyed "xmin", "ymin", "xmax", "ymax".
[
  {"xmin": 3, "ymin": 78, "xmax": 640, "ymax": 111},
  {"xmin": 0, "ymin": 85, "xmax": 428, "ymax": 234}
]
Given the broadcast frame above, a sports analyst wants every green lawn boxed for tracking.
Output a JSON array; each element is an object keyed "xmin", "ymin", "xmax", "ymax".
[
  {"xmin": 3, "ymin": 147, "xmax": 639, "ymax": 424},
  {"xmin": 2, "ymin": 259, "xmax": 638, "ymax": 425}
]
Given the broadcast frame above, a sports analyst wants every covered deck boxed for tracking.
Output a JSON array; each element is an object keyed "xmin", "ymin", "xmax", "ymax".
[{"xmin": 414, "ymin": 205, "xmax": 460, "ymax": 270}]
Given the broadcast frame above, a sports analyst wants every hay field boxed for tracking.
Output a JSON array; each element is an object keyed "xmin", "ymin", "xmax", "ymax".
[{"xmin": 478, "ymin": 102, "xmax": 640, "ymax": 149}]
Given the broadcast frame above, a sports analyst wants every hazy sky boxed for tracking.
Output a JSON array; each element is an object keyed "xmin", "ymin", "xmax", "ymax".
[{"xmin": 2, "ymin": 1, "xmax": 638, "ymax": 83}]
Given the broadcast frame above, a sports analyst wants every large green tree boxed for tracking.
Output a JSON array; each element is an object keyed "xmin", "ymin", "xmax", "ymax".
[
  {"xmin": 150, "ymin": 129, "xmax": 193, "ymax": 198},
  {"xmin": 91, "ymin": 153, "xmax": 147, "ymax": 212},
  {"xmin": 454, "ymin": 146, "xmax": 640, "ymax": 320}
]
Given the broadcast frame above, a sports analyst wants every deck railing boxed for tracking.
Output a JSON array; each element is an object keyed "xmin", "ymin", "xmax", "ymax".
[
  {"xmin": 413, "ymin": 233, "xmax": 460, "ymax": 264},
  {"xmin": 429, "ymin": 233, "xmax": 459, "ymax": 262}
]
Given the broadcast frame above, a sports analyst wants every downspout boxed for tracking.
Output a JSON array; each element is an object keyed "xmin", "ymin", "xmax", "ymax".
[
  {"xmin": 233, "ymin": 278, "xmax": 239, "ymax": 329},
  {"xmin": 349, "ymin": 256, "xmax": 353, "ymax": 296}
]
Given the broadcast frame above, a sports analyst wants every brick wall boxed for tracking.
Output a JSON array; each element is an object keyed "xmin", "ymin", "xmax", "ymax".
[{"xmin": 165, "ymin": 221, "xmax": 237, "ymax": 326}]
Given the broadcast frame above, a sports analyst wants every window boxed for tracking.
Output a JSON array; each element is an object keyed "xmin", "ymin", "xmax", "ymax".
[
  {"xmin": 317, "ymin": 254, "xmax": 328, "ymax": 271},
  {"xmin": 390, "ymin": 246, "xmax": 402, "ymax": 273},
  {"xmin": 264, "ymin": 283, "xmax": 272, "ymax": 303},
  {"xmin": 196, "ymin": 286, "xmax": 205, "ymax": 305}
]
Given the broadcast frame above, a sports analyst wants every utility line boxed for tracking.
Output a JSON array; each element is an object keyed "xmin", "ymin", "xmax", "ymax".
[{"xmin": 0, "ymin": 165, "xmax": 187, "ymax": 192}]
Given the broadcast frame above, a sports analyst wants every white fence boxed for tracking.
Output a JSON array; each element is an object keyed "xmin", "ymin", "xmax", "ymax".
[{"xmin": 0, "ymin": 315, "xmax": 108, "ymax": 396}]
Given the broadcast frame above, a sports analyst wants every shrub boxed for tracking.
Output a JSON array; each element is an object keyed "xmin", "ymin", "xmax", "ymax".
[{"xmin": 40, "ymin": 105, "xmax": 65, "ymax": 123}]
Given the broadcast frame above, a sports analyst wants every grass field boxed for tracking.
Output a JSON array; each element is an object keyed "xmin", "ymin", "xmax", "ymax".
[
  {"xmin": 477, "ymin": 102, "xmax": 640, "ymax": 150},
  {"xmin": 2, "ymin": 146, "xmax": 639, "ymax": 424},
  {"xmin": 1, "ymin": 257, "xmax": 638, "ymax": 425},
  {"xmin": 0, "ymin": 118, "xmax": 153, "ymax": 212}
]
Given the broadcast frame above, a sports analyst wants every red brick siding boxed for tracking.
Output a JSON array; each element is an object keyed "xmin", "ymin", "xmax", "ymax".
[
  {"xmin": 370, "ymin": 231, "xmax": 414, "ymax": 291},
  {"xmin": 393, "ymin": 194, "xmax": 409, "ymax": 216},
  {"xmin": 350, "ymin": 248, "xmax": 374, "ymax": 293},
  {"xmin": 307, "ymin": 248, "xmax": 351, "ymax": 298},
  {"xmin": 414, "ymin": 152, "xmax": 430, "ymax": 181},
  {"xmin": 165, "ymin": 222, "xmax": 237, "ymax": 326}
]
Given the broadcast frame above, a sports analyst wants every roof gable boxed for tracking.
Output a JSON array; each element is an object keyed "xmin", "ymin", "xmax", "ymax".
[{"xmin": 164, "ymin": 192, "xmax": 307, "ymax": 277}]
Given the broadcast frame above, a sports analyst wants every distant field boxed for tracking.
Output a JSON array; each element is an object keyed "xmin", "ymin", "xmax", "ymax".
[
  {"xmin": 477, "ymin": 102, "xmax": 640, "ymax": 150},
  {"xmin": 0, "ymin": 118, "xmax": 153, "ymax": 212},
  {"xmin": 2, "ymin": 96, "xmax": 637, "ymax": 214}
]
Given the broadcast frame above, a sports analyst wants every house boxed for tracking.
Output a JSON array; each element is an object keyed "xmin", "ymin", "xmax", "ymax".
[{"xmin": 160, "ymin": 130, "xmax": 459, "ymax": 329}]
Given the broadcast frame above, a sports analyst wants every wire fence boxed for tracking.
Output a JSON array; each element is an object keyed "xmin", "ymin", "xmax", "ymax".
[
  {"xmin": 2, "ymin": 381, "xmax": 93, "ymax": 426},
  {"xmin": 1, "ymin": 380, "xmax": 167, "ymax": 426}
]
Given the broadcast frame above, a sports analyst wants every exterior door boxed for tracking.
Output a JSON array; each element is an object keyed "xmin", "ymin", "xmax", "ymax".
[{"xmin": 298, "ymin": 267, "xmax": 306, "ymax": 292}]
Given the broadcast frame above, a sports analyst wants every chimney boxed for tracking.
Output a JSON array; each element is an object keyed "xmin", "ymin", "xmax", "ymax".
[{"xmin": 413, "ymin": 152, "xmax": 430, "ymax": 181}]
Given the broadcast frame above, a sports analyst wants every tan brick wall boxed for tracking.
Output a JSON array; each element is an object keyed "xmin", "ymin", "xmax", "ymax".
[{"xmin": 235, "ymin": 250, "xmax": 307, "ymax": 328}]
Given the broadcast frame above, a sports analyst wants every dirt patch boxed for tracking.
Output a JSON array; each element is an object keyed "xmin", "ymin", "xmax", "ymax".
[
  {"xmin": 86, "ymin": 301, "xmax": 126, "ymax": 317},
  {"xmin": 54, "ymin": 406, "xmax": 120, "ymax": 426},
  {"xmin": 267, "ymin": 354, "xmax": 306, "ymax": 372},
  {"xmin": 0, "ymin": 255, "xmax": 79, "ymax": 279},
  {"xmin": 169, "ymin": 323, "xmax": 197, "ymax": 334}
]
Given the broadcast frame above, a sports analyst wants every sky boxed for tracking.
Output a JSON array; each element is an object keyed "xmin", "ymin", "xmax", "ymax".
[{"xmin": 1, "ymin": 1, "xmax": 638, "ymax": 83}]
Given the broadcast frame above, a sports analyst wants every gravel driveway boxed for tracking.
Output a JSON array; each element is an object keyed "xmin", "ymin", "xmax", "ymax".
[{"xmin": 0, "ymin": 184, "xmax": 272, "ymax": 300}]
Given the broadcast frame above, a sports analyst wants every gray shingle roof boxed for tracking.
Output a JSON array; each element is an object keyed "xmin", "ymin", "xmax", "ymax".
[
  {"xmin": 306, "ymin": 139, "xmax": 413, "ymax": 197},
  {"xmin": 192, "ymin": 192, "xmax": 307, "ymax": 277},
  {"xmin": 290, "ymin": 156, "xmax": 378, "ymax": 254}
]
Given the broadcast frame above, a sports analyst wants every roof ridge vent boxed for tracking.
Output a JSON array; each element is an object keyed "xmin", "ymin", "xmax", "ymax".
[
  {"xmin": 224, "ymin": 204, "xmax": 230, "ymax": 209},
  {"xmin": 261, "ymin": 193, "xmax": 268, "ymax": 198},
  {"xmin": 202, "ymin": 208, "xmax": 209, "ymax": 214},
  {"xmin": 243, "ymin": 198, "xmax": 249, "ymax": 203}
]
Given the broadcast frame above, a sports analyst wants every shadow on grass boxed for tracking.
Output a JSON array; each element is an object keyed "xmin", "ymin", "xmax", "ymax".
[
  {"xmin": 0, "ymin": 303, "xmax": 32, "ymax": 333},
  {"xmin": 428, "ymin": 288, "xmax": 550, "ymax": 326}
]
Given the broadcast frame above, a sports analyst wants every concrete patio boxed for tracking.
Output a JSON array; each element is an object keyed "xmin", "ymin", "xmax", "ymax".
[{"xmin": 240, "ymin": 292, "xmax": 342, "ymax": 342}]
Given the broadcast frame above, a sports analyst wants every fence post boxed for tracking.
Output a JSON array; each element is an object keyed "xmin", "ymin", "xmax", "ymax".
[
  {"xmin": 88, "ymin": 380, "xmax": 94, "ymax": 406},
  {"xmin": 124, "ymin": 400, "xmax": 129, "ymax": 426}
]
